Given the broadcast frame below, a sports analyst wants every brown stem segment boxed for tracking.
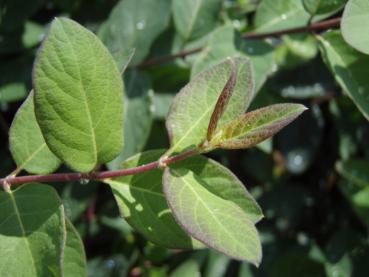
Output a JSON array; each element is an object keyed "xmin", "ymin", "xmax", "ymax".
[
  {"xmin": 135, "ymin": 17, "xmax": 341, "ymax": 69},
  {"xmin": 0, "ymin": 149, "xmax": 199, "ymax": 188},
  {"xmin": 243, "ymin": 17, "xmax": 341, "ymax": 39}
]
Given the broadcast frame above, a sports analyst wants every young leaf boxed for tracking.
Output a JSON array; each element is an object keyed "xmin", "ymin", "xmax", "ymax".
[
  {"xmin": 341, "ymin": 0, "xmax": 369, "ymax": 55},
  {"xmin": 33, "ymin": 18, "xmax": 124, "ymax": 172},
  {"xmin": 105, "ymin": 150, "xmax": 202, "ymax": 249},
  {"xmin": 63, "ymin": 219, "xmax": 87, "ymax": 277},
  {"xmin": 302, "ymin": 0, "xmax": 346, "ymax": 15},
  {"xmin": 163, "ymin": 163, "xmax": 262, "ymax": 265},
  {"xmin": 209, "ymin": 104, "xmax": 307, "ymax": 150},
  {"xmin": 172, "ymin": 0, "xmax": 222, "ymax": 42},
  {"xmin": 207, "ymin": 58, "xmax": 237, "ymax": 141},
  {"xmin": 98, "ymin": 0, "xmax": 171, "ymax": 65},
  {"xmin": 318, "ymin": 31, "xmax": 369, "ymax": 120},
  {"xmin": 0, "ymin": 184, "xmax": 66, "ymax": 276},
  {"xmin": 166, "ymin": 57, "xmax": 254, "ymax": 156},
  {"xmin": 9, "ymin": 91, "xmax": 61, "ymax": 174}
]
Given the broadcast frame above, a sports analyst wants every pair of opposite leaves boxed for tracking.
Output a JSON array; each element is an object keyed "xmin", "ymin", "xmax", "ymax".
[{"xmin": 12, "ymin": 17, "xmax": 306, "ymax": 175}]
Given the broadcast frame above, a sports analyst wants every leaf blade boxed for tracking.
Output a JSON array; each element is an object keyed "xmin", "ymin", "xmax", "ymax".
[
  {"xmin": 105, "ymin": 150, "xmax": 201, "ymax": 249},
  {"xmin": 33, "ymin": 17, "xmax": 124, "ymax": 172},
  {"xmin": 0, "ymin": 184, "xmax": 66, "ymax": 277},
  {"xmin": 166, "ymin": 57, "xmax": 254, "ymax": 155},
  {"xmin": 341, "ymin": 0, "xmax": 369, "ymax": 55},
  {"xmin": 318, "ymin": 31, "xmax": 369, "ymax": 120},
  {"xmin": 9, "ymin": 91, "xmax": 61, "ymax": 174},
  {"xmin": 163, "ymin": 165, "xmax": 262, "ymax": 265},
  {"xmin": 211, "ymin": 103, "xmax": 307, "ymax": 149}
]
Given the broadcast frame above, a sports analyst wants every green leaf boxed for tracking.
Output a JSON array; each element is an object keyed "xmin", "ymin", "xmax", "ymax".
[
  {"xmin": 170, "ymin": 259, "xmax": 201, "ymax": 277},
  {"xmin": 9, "ymin": 91, "xmax": 61, "ymax": 174},
  {"xmin": 341, "ymin": 0, "xmax": 369, "ymax": 55},
  {"xmin": 0, "ymin": 184, "xmax": 66, "ymax": 276},
  {"xmin": 192, "ymin": 25, "xmax": 275, "ymax": 92},
  {"xmin": 166, "ymin": 57, "xmax": 254, "ymax": 156},
  {"xmin": 163, "ymin": 156, "xmax": 263, "ymax": 264},
  {"xmin": 99, "ymin": 0, "xmax": 171, "ymax": 65},
  {"xmin": 254, "ymin": 0, "xmax": 332, "ymax": 33},
  {"xmin": 33, "ymin": 17, "xmax": 124, "ymax": 172},
  {"xmin": 336, "ymin": 159, "xmax": 369, "ymax": 187},
  {"xmin": 209, "ymin": 104, "xmax": 307, "ymax": 150},
  {"xmin": 318, "ymin": 31, "xmax": 369, "ymax": 120},
  {"xmin": 303, "ymin": 0, "xmax": 346, "ymax": 15},
  {"xmin": 105, "ymin": 150, "xmax": 201, "ymax": 249},
  {"xmin": 63, "ymin": 219, "xmax": 87, "ymax": 277},
  {"xmin": 172, "ymin": 0, "xmax": 222, "ymax": 42},
  {"xmin": 108, "ymin": 70, "xmax": 153, "ymax": 169}
]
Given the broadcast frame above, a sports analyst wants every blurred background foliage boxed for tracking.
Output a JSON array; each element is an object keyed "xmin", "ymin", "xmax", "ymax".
[{"xmin": 1, "ymin": 0, "xmax": 369, "ymax": 276}]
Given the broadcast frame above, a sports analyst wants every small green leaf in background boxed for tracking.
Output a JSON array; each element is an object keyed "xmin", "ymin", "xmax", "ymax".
[
  {"xmin": 209, "ymin": 104, "xmax": 307, "ymax": 150},
  {"xmin": 163, "ymin": 155, "xmax": 263, "ymax": 264},
  {"xmin": 254, "ymin": 0, "xmax": 334, "ymax": 33},
  {"xmin": 318, "ymin": 31, "xmax": 369, "ymax": 120},
  {"xmin": 336, "ymin": 159, "xmax": 369, "ymax": 187},
  {"xmin": 337, "ymin": 159, "xmax": 369, "ymax": 228},
  {"xmin": 33, "ymin": 18, "xmax": 124, "ymax": 172},
  {"xmin": 254, "ymin": 0, "xmax": 312, "ymax": 33},
  {"xmin": 341, "ymin": 0, "xmax": 369, "ymax": 55},
  {"xmin": 172, "ymin": 0, "xmax": 222, "ymax": 42},
  {"xmin": 108, "ymin": 70, "xmax": 153, "ymax": 170},
  {"xmin": 192, "ymin": 25, "xmax": 275, "ymax": 92},
  {"xmin": 166, "ymin": 57, "xmax": 254, "ymax": 155},
  {"xmin": 170, "ymin": 259, "xmax": 201, "ymax": 277},
  {"xmin": 302, "ymin": 0, "xmax": 346, "ymax": 15},
  {"xmin": 0, "ymin": 184, "xmax": 66, "ymax": 277},
  {"xmin": 105, "ymin": 150, "xmax": 201, "ymax": 249},
  {"xmin": 9, "ymin": 91, "xmax": 61, "ymax": 174},
  {"xmin": 63, "ymin": 219, "xmax": 87, "ymax": 277},
  {"xmin": 99, "ymin": 0, "xmax": 171, "ymax": 65}
]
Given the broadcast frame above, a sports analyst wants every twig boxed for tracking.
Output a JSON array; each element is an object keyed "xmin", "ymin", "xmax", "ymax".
[
  {"xmin": 135, "ymin": 17, "xmax": 341, "ymax": 69},
  {"xmin": 0, "ymin": 149, "xmax": 198, "ymax": 188},
  {"xmin": 136, "ymin": 47, "xmax": 203, "ymax": 69},
  {"xmin": 243, "ymin": 17, "xmax": 341, "ymax": 40}
]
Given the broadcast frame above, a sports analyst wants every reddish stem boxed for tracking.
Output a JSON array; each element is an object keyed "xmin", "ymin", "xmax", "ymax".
[
  {"xmin": 136, "ymin": 17, "xmax": 341, "ymax": 69},
  {"xmin": 0, "ymin": 149, "xmax": 198, "ymax": 188}
]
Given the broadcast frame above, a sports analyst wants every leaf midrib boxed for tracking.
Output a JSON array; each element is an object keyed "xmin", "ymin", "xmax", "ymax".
[{"xmin": 59, "ymin": 22, "xmax": 98, "ymax": 164}]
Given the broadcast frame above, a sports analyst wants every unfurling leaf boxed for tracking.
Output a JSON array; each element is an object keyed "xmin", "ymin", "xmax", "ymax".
[
  {"xmin": 9, "ymin": 91, "xmax": 61, "ymax": 174},
  {"xmin": 163, "ymin": 155, "xmax": 263, "ymax": 265},
  {"xmin": 33, "ymin": 18, "xmax": 124, "ymax": 172},
  {"xmin": 207, "ymin": 58, "xmax": 238, "ymax": 141},
  {"xmin": 166, "ymin": 56, "xmax": 254, "ymax": 156},
  {"xmin": 209, "ymin": 104, "xmax": 307, "ymax": 149}
]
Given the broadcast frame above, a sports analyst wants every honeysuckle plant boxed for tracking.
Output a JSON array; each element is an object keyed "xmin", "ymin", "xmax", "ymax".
[{"xmin": 0, "ymin": 17, "xmax": 308, "ymax": 275}]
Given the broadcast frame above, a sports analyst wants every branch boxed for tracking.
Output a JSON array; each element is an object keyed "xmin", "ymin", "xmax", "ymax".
[
  {"xmin": 136, "ymin": 17, "xmax": 341, "ymax": 69},
  {"xmin": 243, "ymin": 17, "xmax": 341, "ymax": 39},
  {"xmin": 0, "ymin": 149, "xmax": 198, "ymax": 189}
]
